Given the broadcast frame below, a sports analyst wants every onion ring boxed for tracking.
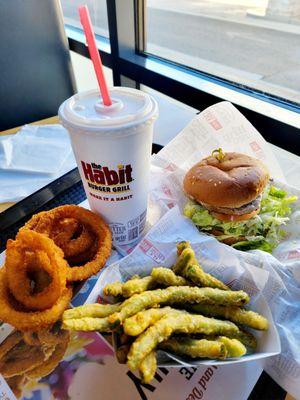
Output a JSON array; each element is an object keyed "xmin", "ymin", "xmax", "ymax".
[
  {"xmin": 26, "ymin": 333, "xmax": 69, "ymax": 379},
  {"xmin": 23, "ymin": 211, "xmax": 97, "ymax": 264},
  {"xmin": 24, "ymin": 324, "xmax": 69, "ymax": 347},
  {"xmin": 0, "ymin": 270, "xmax": 73, "ymax": 331},
  {"xmin": 0, "ymin": 330, "xmax": 23, "ymax": 360},
  {"xmin": 40, "ymin": 343, "xmax": 56, "ymax": 361},
  {"xmin": 51, "ymin": 218, "xmax": 95, "ymax": 260},
  {"xmin": 0, "ymin": 340, "xmax": 46, "ymax": 378},
  {"xmin": 1, "ymin": 327, "xmax": 69, "ymax": 386},
  {"xmin": 5, "ymin": 230, "xmax": 68, "ymax": 311},
  {"xmin": 6, "ymin": 375, "xmax": 26, "ymax": 398},
  {"xmin": 38, "ymin": 327, "xmax": 69, "ymax": 346},
  {"xmin": 23, "ymin": 205, "xmax": 112, "ymax": 282},
  {"xmin": 23, "ymin": 331, "xmax": 40, "ymax": 346}
]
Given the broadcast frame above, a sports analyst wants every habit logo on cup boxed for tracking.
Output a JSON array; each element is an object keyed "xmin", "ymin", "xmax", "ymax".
[
  {"xmin": 81, "ymin": 161, "xmax": 133, "ymax": 186},
  {"xmin": 81, "ymin": 161, "xmax": 134, "ymax": 197}
]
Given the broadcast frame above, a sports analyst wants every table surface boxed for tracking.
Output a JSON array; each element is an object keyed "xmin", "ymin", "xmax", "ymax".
[
  {"xmin": 0, "ymin": 114, "xmax": 296, "ymax": 400},
  {"xmin": 0, "ymin": 115, "xmax": 59, "ymax": 213}
]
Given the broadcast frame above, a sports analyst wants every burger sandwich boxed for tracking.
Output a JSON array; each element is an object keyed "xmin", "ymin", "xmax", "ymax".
[{"xmin": 183, "ymin": 149, "xmax": 297, "ymax": 252}]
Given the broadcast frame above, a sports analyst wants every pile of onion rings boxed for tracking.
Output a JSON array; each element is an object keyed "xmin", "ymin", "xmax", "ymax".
[
  {"xmin": 0, "ymin": 204, "xmax": 111, "ymax": 396},
  {"xmin": 22, "ymin": 205, "xmax": 112, "ymax": 282},
  {"xmin": 0, "ymin": 326, "xmax": 70, "ymax": 398},
  {"xmin": 0, "ymin": 205, "xmax": 112, "ymax": 330},
  {"xmin": 0, "ymin": 229, "xmax": 72, "ymax": 331}
]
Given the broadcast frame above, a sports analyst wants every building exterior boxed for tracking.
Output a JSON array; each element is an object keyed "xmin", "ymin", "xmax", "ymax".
[{"xmin": 267, "ymin": 0, "xmax": 300, "ymax": 20}]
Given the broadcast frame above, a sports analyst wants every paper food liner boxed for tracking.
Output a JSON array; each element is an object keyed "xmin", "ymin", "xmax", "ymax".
[{"xmin": 87, "ymin": 206, "xmax": 281, "ymax": 367}]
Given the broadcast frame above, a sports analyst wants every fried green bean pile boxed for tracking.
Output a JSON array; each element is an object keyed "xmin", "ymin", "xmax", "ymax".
[
  {"xmin": 108, "ymin": 286, "xmax": 249, "ymax": 327},
  {"xmin": 62, "ymin": 241, "xmax": 269, "ymax": 384},
  {"xmin": 127, "ymin": 310, "xmax": 239, "ymax": 371}
]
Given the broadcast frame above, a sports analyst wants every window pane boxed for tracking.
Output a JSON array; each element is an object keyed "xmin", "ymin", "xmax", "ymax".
[
  {"xmin": 61, "ymin": 0, "xmax": 109, "ymax": 38},
  {"xmin": 146, "ymin": 0, "xmax": 300, "ymax": 105},
  {"xmin": 70, "ymin": 51, "xmax": 113, "ymax": 92},
  {"xmin": 141, "ymin": 85, "xmax": 198, "ymax": 145}
]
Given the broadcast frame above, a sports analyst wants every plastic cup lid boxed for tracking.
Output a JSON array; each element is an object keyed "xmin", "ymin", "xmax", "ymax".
[{"xmin": 59, "ymin": 87, "xmax": 158, "ymax": 132}]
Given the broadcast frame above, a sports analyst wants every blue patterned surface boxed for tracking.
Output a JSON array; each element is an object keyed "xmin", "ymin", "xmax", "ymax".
[
  {"xmin": 0, "ymin": 181, "xmax": 86, "ymax": 251},
  {"xmin": 71, "ymin": 275, "xmax": 101, "ymax": 306}
]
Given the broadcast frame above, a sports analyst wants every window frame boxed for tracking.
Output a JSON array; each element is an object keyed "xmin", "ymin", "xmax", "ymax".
[{"xmin": 66, "ymin": 0, "xmax": 300, "ymax": 156}]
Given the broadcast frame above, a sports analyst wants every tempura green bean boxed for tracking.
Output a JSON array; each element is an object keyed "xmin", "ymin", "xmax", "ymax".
[
  {"xmin": 123, "ymin": 307, "xmax": 172, "ymax": 336},
  {"xmin": 176, "ymin": 241, "xmax": 191, "ymax": 256},
  {"xmin": 62, "ymin": 317, "xmax": 111, "ymax": 332},
  {"xmin": 151, "ymin": 268, "xmax": 189, "ymax": 286},
  {"xmin": 122, "ymin": 276, "xmax": 154, "ymax": 298},
  {"xmin": 190, "ymin": 304, "xmax": 268, "ymax": 330},
  {"xmin": 228, "ymin": 330, "xmax": 257, "ymax": 349},
  {"xmin": 63, "ymin": 303, "xmax": 122, "ymax": 320},
  {"xmin": 103, "ymin": 268, "xmax": 191, "ymax": 299},
  {"xmin": 109, "ymin": 286, "xmax": 249, "ymax": 327},
  {"xmin": 173, "ymin": 246, "xmax": 229, "ymax": 291},
  {"xmin": 103, "ymin": 281, "xmax": 123, "ymax": 297},
  {"xmin": 103, "ymin": 277, "xmax": 155, "ymax": 298},
  {"xmin": 139, "ymin": 351, "xmax": 157, "ymax": 383},
  {"xmin": 160, "ymin": 337, "xmax": 226, "ymax": 359},
  {"xmin": 129, "ymin": 275, "xmax": 140, "ymax": 280},
  {"xmin": 127, "ymin": 311, "xmax": 239, "ymax": 370},
  {"xmin": 215, "ymin": 336, "xmax": 246, "ymax": 358}
]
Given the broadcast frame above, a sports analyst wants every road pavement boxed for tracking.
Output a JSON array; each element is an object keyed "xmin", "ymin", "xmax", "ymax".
[
  {"xmin": 147, "ymin": 7, "xmax": 300, "ymax": 102},
  {"xmin": 61, "ymin": 0, "xmax": 300, "ymax": 103}
]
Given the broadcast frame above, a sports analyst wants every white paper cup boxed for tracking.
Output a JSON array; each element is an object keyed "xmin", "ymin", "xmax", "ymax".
[{"xmin": 59, "ymin": 87, "xmax": 158, "ymax": 245}]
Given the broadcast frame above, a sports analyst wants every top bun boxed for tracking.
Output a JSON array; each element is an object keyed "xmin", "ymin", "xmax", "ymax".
[{"xmin": 183, "ymin": 152, "xmax": 269, "ymax": 208}]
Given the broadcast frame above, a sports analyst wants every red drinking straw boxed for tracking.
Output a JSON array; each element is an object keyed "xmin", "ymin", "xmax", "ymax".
[{"xmin": 78, "ymin": 5, "xmax": 112, "ymax": 106}]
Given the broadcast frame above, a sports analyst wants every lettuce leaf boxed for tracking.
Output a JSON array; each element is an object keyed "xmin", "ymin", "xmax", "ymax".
[
  {"xmin": 232, "ymin": 238, "xmax": 272, "ymax": 252},
  {"xmin": 183, "ymin": 185, "xmax": 297, "ymax": 252}
]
